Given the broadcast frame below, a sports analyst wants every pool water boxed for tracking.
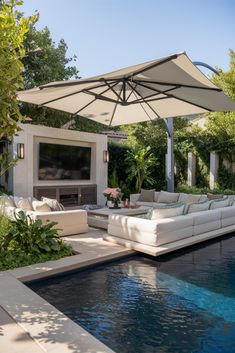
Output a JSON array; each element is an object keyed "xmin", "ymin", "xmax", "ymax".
[{"xmin": 28, "ymin": 235, "xmax": 235, "ymax": 353}]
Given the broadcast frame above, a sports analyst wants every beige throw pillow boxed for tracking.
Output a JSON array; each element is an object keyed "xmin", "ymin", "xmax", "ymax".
[
  {"xmin": 32, "ymin": 201, "xmax": 51, "ymax": 212},
  {"xmin": 157, "ymin": 191, "xmax": 180, "ymax": 203},
  {"xmin": 138, "ymin": 189, "xmax": 155, "ymax": 202},
  {"xmin": 41, "ymin": 197, "xmax": 64, "ymax": 211}
]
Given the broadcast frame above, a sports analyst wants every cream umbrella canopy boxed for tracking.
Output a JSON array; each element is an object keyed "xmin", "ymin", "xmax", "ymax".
[
  {"xmin": 18, "ymin": 52, "xmax": 235, "ymax": 125},
  {"xmin": 18, "ymin": 52, "xmax": 235, "ymax": 190}
]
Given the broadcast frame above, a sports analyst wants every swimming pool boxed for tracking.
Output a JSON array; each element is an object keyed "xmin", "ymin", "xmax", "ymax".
[{"xmin": 28, "ymin": 234, "xmax": 235, "ymax": 353}]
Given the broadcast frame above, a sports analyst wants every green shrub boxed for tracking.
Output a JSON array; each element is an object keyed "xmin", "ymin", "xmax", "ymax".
[
  {"xmin": 1, "ymin": 211, "xmax": 68, "ymax": 253},
  {"xmin": 0, "ymin": 213, "xmax": 11, "ymax": 240},
  {"xmin": 0, "ymin": 246, "xmax": 72, "ymax": 271},
  {"xmin": 176, "ymin": 184, "xmax": 235, "ymax": 195},
  {"xmin": 0, "ymin": 211, "xmax": 73, "ymax": 271}
]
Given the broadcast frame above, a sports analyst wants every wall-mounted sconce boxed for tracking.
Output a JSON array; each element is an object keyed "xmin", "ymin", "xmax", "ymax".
[
  {"xmin": 17, "ymin": 143, "xmax": 25, "ymax": 159},
  {"xmin": 103, "ymin": 150, "xmax": 109, "ymax": 163}
]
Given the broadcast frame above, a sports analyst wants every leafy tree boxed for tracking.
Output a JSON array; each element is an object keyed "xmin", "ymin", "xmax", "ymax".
[
  {"xmin": 23, "ymin": 23, "xmax": 79, "ymax": 89},
  {"xmin": 125, "ymin": 146, "xmax": 157, "ymax": 192},
  {"xmin": 0, "ymin": 0, "xmax": 33, "ymax": 138},
  {"xmin": 19, "ymin": 18, "xmax": 79, "ymax": 128},
  {"xmin": 20, "ymin": 18, "xmax": 110, "ymax": 132}
]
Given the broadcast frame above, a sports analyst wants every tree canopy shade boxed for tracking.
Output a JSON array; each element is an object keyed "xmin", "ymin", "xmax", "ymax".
[{"xmin": 18, "ymin": 52, "xmax": 235, "ymax": 127}]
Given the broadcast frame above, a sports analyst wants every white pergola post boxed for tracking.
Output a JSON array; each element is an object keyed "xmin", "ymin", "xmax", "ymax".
[
  {"xmin": 187, "ymin": 152, "xmax": 196, "ymax": 186},
  {"xmin": 210, "ymin": 151, "xmax": 219, "ymax": 190},
  {"xmin": 164, "ymin": 117, "xmax": 175, "ymax": 192}
]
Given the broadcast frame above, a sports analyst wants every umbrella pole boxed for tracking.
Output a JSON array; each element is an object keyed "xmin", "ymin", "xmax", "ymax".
[{"xmin": 164, "ymin": 117, "xmax": 175, "ymax": 192}]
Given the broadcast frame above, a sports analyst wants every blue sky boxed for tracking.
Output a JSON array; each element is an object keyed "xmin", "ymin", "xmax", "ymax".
[{"xmin": 21, "ymin": 0, "xmax": 235, "ymax": 78}]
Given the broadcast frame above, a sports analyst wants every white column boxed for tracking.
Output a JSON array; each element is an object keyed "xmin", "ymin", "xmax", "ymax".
[
  {"xmin": 210, "ymin": 151, "xmax": 219, "ymax": 190},
  {"xmin": 187, "ymin": 152, "xmax": 196, "ymax": 186},
  {"xmin": 165, "ymin": 117, "xmax": 174, "ymax": 192}
]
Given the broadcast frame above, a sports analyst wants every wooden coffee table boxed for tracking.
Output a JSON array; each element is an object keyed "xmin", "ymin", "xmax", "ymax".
[{"xmin": 87, "ymin": 206, "xmax": 150, "ymax": 229}]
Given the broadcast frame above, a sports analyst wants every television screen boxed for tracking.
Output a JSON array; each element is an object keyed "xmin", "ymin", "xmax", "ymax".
[{"xmin": 39, "ymin": 143, "xmax": 91, "ymax": 180}]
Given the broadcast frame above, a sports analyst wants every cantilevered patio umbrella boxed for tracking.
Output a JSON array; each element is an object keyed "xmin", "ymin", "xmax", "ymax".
[
  {"xmin": 18, "ymin": 52, "xmax": 235, "ymax": 190},
  {"xmin": 18, "ymin": 52, "xmax": 235, "ymax": 126}
]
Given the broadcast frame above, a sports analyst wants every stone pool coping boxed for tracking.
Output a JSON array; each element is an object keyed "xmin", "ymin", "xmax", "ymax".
[{"xmin": 0, "ymin": 228, "xmax": 134, "ymax": 353}]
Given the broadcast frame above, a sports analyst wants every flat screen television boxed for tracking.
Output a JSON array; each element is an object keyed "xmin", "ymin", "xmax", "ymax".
[{"xmin": 39, "ymin": 142, "xmax": 91, "ymax": 180}]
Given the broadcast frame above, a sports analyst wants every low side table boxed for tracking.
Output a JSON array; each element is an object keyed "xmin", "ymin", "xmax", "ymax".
[{"xmin": 87, "ymin": 206, "xmax": 150, "ymax": 229}]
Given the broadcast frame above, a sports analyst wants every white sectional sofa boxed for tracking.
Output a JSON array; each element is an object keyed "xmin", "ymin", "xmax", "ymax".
[
  {"xmin": 1, "ymin": 195, "xmax": 88, "ymax": 236},
  {"xmin": 105, "ymin": 200, "xmax": 235, "ymax": 256},
  {"xmin": 130, "ymin": 190, "xmax": 208, "ymax": 207}
]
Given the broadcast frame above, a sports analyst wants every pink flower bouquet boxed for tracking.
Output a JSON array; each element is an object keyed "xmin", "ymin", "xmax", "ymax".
[{"xmin": 103, "ymin": 187, "xmax": 122, "ymax": 202}]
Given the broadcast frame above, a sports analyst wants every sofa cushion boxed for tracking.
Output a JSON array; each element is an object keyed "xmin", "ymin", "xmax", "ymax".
[
  {"xmin": 154, "ymin": 192, "xmax": 160, "ymax": 202},
  {"xmin": 28, "ymin": 209, "xmax": 88, "ymax": 236},
  {"xmin": 108, "ymin": 214, "xmax": 194, "ymax": 246},
  {"xmin": 192, "ymin": 209, "xmax": 221, "ymax": 236},
  {"xmin": 187, "ymin": 200, "xmax": 211, "ymax": 214},
  {"xmin": 0, "ymin": 195, "xmax": 15, "ymax": 207},
  {"xmin": 207, "ymin": 193, "xmax": 224, "ymax": 200},
  {"xmin": 41, "ymin": 197, "xmax": 64, "ymax": 211},
  {"xmin": 150, "ymin": 203, "xmax": 185, "ymax": 219},
  {"xmin": 178, "ymin": 193, "xmax": 190, "ymax": 203},
  {"xmin": 221, "ymin": 206, "xmax": 235, "ymax": 227},
  {"xmin": 138, "ymin": 189, "xmax": 155, "ymax": 202},
  {"xmin": 157, "ymin": 191, "xmax": 180, "ymax": 203},
  {"xmin": 186, "ymin": 194, "xmax": 204, "ymax": 204},
  {"xmin": 193, "ymin": 209, "xmax": 221, "ymax": 225},
  {"xmin": 32, "ymin": 200, "xmax": 51, "ymax": 212},
  {"xmin": 210, "ymin": 197, "xmax": 230, "ymax": 209},
  {"xmin": 136, "ymin": 201, "xmax": 155, "ymax": 207},
  {"xmin": 13, "ymin": 197, "xmax": 33, "ymax": 211}
]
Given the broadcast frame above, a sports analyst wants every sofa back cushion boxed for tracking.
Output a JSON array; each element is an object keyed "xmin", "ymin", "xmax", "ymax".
[
  {"xmin": 154, "ymin": 192, "xmax": 160, "ymax": 202},
  {"xmin": 186, "ymin": 200, "xmax": 211, "ymax": 214},
  {"xmin": 32, "ymin": 200, "xmax": 51, "ymax": 212},
  {"xmin": 150, "ymin": 203, "xmax": 185, "ymax": 219},
  {"xmin": 13, "ymin": 197, "xmax": 33, "ymax": 211},
  {"xmin": 178, "ymin": 193, "xmax": 207, "ymax": 204},
  {"xmin": 0, "ymin": 195, "xmax": 15, "ymax": 207},
  {"xmin": 138, "ymin": 189, "xmax": 155, "ymax": 202},
  {"xmin": 210, "ymin": 197, "xmax": 230, "ymax": 210},
  {"xmin": 157, "ymin": 191, "xmax": 180, "ymax": 203},
  {"xmin": 207, "ymin": 193, "xmax": 224, "ymax": 200}
]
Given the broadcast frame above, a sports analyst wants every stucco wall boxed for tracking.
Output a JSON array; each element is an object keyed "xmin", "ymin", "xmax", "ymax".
[{"xmin": 12, "ymin": 124, "xmax": 108, "ymax": 205}]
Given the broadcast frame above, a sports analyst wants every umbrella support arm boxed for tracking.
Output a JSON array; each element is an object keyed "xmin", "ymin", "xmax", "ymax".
[{"xmin": 164, "ymin": 118, "xmax": 175, "ymax": 192}]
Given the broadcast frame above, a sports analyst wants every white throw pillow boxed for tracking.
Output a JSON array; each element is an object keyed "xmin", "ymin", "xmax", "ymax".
[
  {"xmin": 41, "ymin": 197, "xmax": 64, "ymax": 211},
  {"xmin": 0, "ymin": 195, "xmax": 15, "ymax": 207},
  {"xmin": 151, "ymin": 204, "xmax": 185, "ymax": 219},
  {"xmin": 210, "ymin": 197, "xmax": 230, "ymax": 210},
  {"xmin": 187, "ymin": 201, "xmax": 211, "ymax": 214},
  {"xmin": 32, "ymin": 201, "xmax": 51, "ymax": 212},
  {"xmin": 13, "ymin": 197, "xmax": 33, "ymax": 211}
]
